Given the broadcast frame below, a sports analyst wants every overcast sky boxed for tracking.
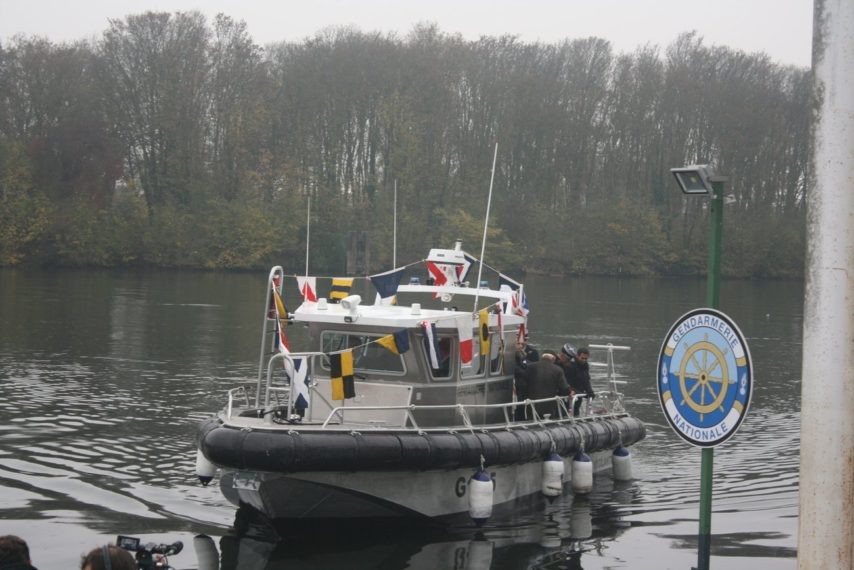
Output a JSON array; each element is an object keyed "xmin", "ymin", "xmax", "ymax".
[{"xmin": 0, "ymin": 0, "xmax": 813, "ymax": 67}]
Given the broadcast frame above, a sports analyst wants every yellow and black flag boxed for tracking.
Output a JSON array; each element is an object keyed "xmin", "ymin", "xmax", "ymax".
[
  {"xmin": 329, "ymin": 277, "xmax": 354, "ymax": 303},
  {"xmin": 478, "ymin": 308, "xmax": 491, "ymax": 357},
  {"xmin": 330, "ymin": 350, "xmax": 355, "ymax": 400}
]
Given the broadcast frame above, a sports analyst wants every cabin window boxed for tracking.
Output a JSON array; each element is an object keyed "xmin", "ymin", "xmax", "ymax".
[
  {"xmin": 422, "ymin": 336, "xmax": 453, "ymax": 380},
  {"xmin": 320, "ymin": 331, "xmax": 405, "ymax": 374}
]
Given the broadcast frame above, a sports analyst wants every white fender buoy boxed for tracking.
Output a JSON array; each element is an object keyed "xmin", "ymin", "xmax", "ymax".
[
  {"xmin": 193, "ymin": 534, "xmax": 219, "ymax": 570},
  {"xmin": 541, "ymin": 453, "xmax": 565, "ymax": 497},
  {"xmin": 571, "ymin": 450, "xmax": 593, "ymax": 494},
  {"xmin": 195, "ymin": 448, "xmax": 217, "ymax": 486},
  {"xmin": 612, "ymin": 445, "xmax": 633, "ymax": 481},
  {"xmin": 468, "ymin": 470, "xmax": 493, "ymax": 525}
]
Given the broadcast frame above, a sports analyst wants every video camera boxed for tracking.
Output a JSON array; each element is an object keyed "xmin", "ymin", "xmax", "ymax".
[{"xmin": 116, "ymin": 536, "xmax": 183, "ymax": 570}]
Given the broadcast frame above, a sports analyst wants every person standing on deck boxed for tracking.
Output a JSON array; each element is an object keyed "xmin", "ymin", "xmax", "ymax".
[
  {"xmin": 522, "ymin": 350, "xmax": 569, "ymax": 418},
  {"xmin": 513, "ymin": 334, "xmax": 540, "ymax": 419},
  {"xmin": 557, "ymin": 344, "xmax": 595, "ymax": 416},
  {"xmin": 515, "ymin": 333, "xmax": 540, "ymax": 368}
]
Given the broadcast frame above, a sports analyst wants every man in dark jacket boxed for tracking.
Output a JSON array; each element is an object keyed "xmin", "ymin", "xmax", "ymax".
[
  {"xmin": 520, "ymin": 350, "xmax": 569, "ymax": 418},
  {"xmin": 515, "ymin": 334, "xmax": 540, "ymax": 370},
  {"xmin": 513, "ymin": 335, "xmax": 540, "ymax": 408},
  {"xmin": 558, "ymin": 344, "xmax": 595, "ymax": 416}
]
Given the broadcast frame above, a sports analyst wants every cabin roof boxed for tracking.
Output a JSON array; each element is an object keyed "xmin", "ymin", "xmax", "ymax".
[{"xmin": 293, "ymin": 285, "xmax": 524, "ymax": 330}]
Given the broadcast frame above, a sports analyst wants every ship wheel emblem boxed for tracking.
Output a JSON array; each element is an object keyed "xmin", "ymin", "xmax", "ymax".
[
  {"xmin": 678, "ymin": 335, "xmax": 734, "ymax": 420},
  {"xmin": 658, "ymin": 308, "xmax": 753, "ymax": 447}
]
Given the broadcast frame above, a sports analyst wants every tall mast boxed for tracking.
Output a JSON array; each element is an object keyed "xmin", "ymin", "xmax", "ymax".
[
  {"xmin": 305, "ymin": 195, "xmax": 311, "ymax": 278},
  {"xmin": 393, "ymin": 179, "xmax": 398, "ymax": 268},
  {"xmin": 474, "ymin": 143, "xmax": 499, "ymax": 311}
]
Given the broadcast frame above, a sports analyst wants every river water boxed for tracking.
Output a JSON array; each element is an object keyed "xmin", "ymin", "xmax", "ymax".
[{"xmin": 0, "ymin": 269, "xmax": 802, "ymax": 569}]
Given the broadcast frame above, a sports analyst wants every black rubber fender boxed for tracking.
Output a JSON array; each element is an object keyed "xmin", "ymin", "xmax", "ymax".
[{"xmin": 198, "ymin": 415, "xmax": 645, "ymax": 472}]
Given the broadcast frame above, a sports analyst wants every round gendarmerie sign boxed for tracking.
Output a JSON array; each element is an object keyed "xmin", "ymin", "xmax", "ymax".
[{"xmin": 657, "ymin": 308, "xmax": 753, "ymax": 447}]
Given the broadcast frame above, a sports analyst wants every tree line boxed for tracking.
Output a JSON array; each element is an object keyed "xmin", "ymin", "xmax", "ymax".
[{"xmin": 0, "ymin": 12, "xmax": 809, "ymax": 277}]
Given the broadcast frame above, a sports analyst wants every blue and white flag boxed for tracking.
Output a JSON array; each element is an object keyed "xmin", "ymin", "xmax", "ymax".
[
  {"xmin": 456, "ymin": 252, "xmax": 478, "ymax": 283},
  {"xmin": 421, "ymin": 321, "xmax": 441, "ymax": 369},
  {"xmin": 288, "ymin": 357, "xmax": 310, "ymax": 410},
  {"xmin": 498, "ymin": 273, "xmax": 521, "ymax": 293},
  {"xmin": 516, "ymin": 288, "xmax": 530, "ymax": 316}
]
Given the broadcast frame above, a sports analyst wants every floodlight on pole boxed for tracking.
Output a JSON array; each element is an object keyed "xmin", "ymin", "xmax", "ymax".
[{"xmin": 671, "ymin": 164, "xmax": 716, "ymax": 195}]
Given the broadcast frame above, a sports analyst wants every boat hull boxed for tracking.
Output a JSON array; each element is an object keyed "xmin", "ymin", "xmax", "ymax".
[{"xmin": 220, "ymin": 449, "xmax": 617, "ymax": 520}]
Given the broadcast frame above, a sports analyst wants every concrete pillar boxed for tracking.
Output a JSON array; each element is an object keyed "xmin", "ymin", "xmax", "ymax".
[{"xmin": 798, "ymin": 1, "xmax": 854, "ymax": 567}]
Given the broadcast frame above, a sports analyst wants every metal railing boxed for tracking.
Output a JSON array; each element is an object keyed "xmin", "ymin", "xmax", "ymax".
[
  {"xmin": 226, "ymin": 385, "xmax": 251, "ymax": 419},
  {"xmin": 589, "ymin": 343, "xmax": 631, "ymax": 395},
  {"xmin": 316, "ymin": 396, "xmax": 577, "ymax": 431},
  {"xmin": 227, "ymin": 388, "xmax": 626, "ymax": 432}
]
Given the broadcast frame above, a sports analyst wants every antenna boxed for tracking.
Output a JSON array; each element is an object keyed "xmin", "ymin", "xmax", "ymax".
[
  {"xmin": 474, "ymin": 143, "xmax": 499, "ymax": 311},
  {"xmin": 393, "ymin": 179, "xmax": 398, "ymax": 268},
  {"xmin": 305, "ymin": 195, "xmax": 311, "ymax": 278}
]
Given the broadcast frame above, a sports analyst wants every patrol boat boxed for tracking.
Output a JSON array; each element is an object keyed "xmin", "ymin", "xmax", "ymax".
[{"xmin": 195, "ymin": 242, "xmax": 645, "ymax": 521}]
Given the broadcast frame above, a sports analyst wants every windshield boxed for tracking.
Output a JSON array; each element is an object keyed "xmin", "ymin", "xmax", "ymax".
[{"xmin": 320, "ymin": 331, "xmax": 406, "ymax": 374}]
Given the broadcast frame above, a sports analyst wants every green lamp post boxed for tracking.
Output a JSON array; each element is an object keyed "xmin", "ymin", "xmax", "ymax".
[{"xmin": 671, "ymin": 164, "xmax": 728, "ymax": 570}]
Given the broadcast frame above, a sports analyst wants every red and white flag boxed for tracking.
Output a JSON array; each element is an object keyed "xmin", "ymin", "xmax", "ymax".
[
  {"xmin": 456, "ymin": 315, "xmax": 473, "ymax": 365},
  {"xmin": 495, "ymin": 302, "xmax": 504, "ymax": 338},
  {"xmin": 426, "ymin": 262, "xmax": 459, "ymax": 299},
  {"xmin": 516, "ymin": 323, "xmax": 527, "ymax": 343},
  {"xmin": 296, "ymin": 276, "xmax": 318, "ymax": 302},
  {"xmin": 272, "ymin": 288, "xmax": 291, "ymax": 353},
  {"xmin": 427, "ymin": 261, "xmax": 458, "ymax": 286}
]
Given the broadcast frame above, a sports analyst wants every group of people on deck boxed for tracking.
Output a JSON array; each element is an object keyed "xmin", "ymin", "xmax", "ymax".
[{"xmin": 513, "ymin": 335, "xmax": 595, "ymax": 419}]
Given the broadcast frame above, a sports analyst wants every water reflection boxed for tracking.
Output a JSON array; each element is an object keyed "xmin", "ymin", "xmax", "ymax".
[{"xmin": 193, "ymin": 477, "xmax": 647, "ymax": 570}]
